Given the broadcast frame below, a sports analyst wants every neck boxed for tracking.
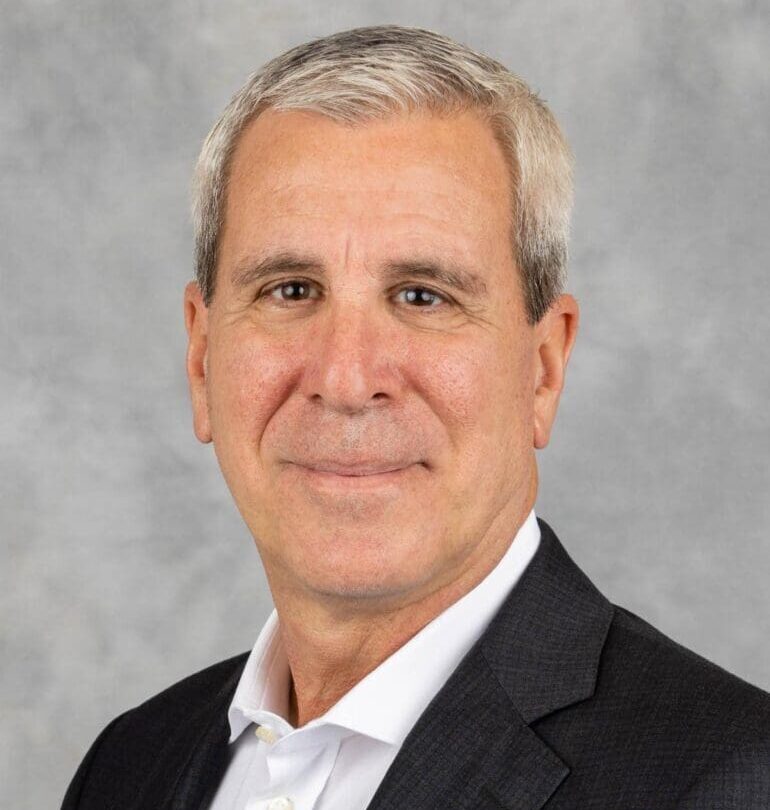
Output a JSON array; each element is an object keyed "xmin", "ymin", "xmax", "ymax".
[{"xmin": 275, "ymin": 468, "xmax": 538, "ymax": 727}]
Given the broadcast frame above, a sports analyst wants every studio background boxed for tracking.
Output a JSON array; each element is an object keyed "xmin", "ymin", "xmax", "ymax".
[{"xmin": 2, "ymin": 2, "xmax": 768, "ymax": 808}]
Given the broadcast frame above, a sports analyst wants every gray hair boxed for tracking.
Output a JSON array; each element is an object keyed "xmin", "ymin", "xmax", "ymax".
[{"xmin": 192, "ymin": 25, "xmax": 574, "ymax": 324}]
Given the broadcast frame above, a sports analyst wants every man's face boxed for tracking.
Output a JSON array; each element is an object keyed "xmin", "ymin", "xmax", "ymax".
[{"xmin": 185, "ymin": 107, "xmax": 575, "ymax": 608}]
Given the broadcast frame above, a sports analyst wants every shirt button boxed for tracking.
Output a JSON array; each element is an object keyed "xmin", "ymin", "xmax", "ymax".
[
  {"xmin": 254, "ymin": 723, "xmax": 279, "ymax": 744},
  {"xmin": 249, "ymin": 798, "xmax": 293, "ymax": 810}
]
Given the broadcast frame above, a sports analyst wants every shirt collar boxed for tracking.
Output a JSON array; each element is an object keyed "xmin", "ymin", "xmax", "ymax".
[
  {"xmin": 227, "ymin": 609, "xmax": 289, "ymax": 742},
  {"xmin": 227, "ymin": 508, "xmax": 541, "ymax": 746}
]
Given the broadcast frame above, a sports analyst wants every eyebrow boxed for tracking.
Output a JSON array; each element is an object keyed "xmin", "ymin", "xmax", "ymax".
[{"xmin": 230, "ymin": 251, "xmax": 489, "ymax": 298}]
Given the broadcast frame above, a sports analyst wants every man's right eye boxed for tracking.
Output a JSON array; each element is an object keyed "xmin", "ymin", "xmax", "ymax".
[{"xmin": 260, "ymin": 280, "xmax": 320, "ymax": 303}]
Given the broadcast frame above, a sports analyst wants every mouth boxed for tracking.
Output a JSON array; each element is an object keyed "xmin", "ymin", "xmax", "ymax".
[
  {"xmin": 290, "ymin": 462, "xmax": 420, "ymax": 490},
  {"xmin": 305, "ymin": 463, "xmax": 409, "ymax": 476}
]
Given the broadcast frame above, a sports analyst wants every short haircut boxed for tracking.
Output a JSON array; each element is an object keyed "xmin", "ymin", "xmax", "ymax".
[{"xmin": 192, "ymin": 25, "xmax": 574, "ymax": 324}]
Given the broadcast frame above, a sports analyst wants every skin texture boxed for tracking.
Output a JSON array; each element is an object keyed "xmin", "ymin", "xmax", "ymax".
[{"xmin": 184, "ymin": 107, "xmax": 579, "ymax": 726}]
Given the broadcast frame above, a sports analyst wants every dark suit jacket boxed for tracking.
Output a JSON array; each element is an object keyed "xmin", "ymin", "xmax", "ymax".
[{"xmin": 62, "ymin": 518, "xmax": 770, "ymax": 809}]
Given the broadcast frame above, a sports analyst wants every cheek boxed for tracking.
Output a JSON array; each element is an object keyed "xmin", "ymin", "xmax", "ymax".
[
  {"xmin": 422, "ymin": 348, "xmax": 488, "ymax": 433},
  {"xmin": 420, "ymin": 338, "xmax": 532, "ymax": 443},
  {"xmin": 207, "ymin": 333, "xmax": 297, "ymax": 451}
]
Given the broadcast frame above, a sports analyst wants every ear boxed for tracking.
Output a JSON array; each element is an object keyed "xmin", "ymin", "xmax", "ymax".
[
  {"xmin": 184, "ymin": 281, "xmax": 212, "ymax": 444},
  {"xmin": 532, "ymin": 293, "xmax": 579, "ymax": 449}
]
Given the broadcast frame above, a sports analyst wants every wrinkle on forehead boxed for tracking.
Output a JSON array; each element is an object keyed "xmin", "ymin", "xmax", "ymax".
[
  {"xmin": 226, "ymin": 106, "xmax": 512, "ymax": 217},
  {"xmin": 233, "ymin": 171, "xmax": 501, "ymax": 232}
]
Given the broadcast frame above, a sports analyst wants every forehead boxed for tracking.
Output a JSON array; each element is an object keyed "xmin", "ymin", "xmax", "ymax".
[{"xmin": 219, "ymin": 106, "xmax": 515, "ymax": 272}]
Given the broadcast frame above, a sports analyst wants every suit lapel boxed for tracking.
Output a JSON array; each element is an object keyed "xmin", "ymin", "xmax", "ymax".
[
  {"xmin": 365, "ymin": 646, "xmax": 569, "ymax": 810},
  {"xmin": 367, "ymin": 518, "xmax": 613, "ymax": 810}
]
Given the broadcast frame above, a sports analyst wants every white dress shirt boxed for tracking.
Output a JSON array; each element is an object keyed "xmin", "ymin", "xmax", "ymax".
[{"xmin": 205, "ymin": 509, "xmax": 541, "ymax": 810}]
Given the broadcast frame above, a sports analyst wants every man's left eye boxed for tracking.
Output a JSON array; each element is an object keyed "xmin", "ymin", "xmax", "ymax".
[{"xmin": 396, "ymin": 287, "xmax": 447, "ymax": 308}]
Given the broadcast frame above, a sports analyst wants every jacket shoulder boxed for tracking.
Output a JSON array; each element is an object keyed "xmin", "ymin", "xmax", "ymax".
[
  {"xmin": 101, "ymin": 650, "xmax": 249, "ymax": 749},
  {"xmin": 607, "ymin": 604, "xmax": 770, "ymax": 738},
  {"xmin": 123, "ymin": 650, "xmax": 249, "ymax": 729},
  {"xmin": 61, "ymin": 652, "xmax": 248, "ymax": 809},
  {"xmin": 534, "ymin": 603, "xmax": 770, "ymax": 807},
  {"xmin": 603, "ymin": 606, "xmax": 770, "ymax": 803}
]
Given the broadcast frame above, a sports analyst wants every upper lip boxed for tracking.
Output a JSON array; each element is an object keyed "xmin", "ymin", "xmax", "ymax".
[{"xmin": 294, "ymin": 460, "xmax": 416, "ymax": 476}]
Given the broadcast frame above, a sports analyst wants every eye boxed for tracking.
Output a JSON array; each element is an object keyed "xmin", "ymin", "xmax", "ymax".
[
  {"xmin": 261, "ymin": 280, "xmax": 319, "ymax": 303},
  {"xmin": 396, "ymin": 286, "xmax": 448, "ymax": 309},
  {"xmin": 257, "ymin": 280, "xmax": 449, "ymax": 310}
]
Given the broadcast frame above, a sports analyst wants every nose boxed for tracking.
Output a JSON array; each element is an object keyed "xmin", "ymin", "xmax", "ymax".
[{"xmin": 301, "ymin": 300, "xmax": 402, "ymax": 414}]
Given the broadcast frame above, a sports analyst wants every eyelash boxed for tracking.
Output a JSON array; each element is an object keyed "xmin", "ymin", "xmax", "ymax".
[{"xmin": 258, "ymin": 280, "xmax": 451, "ymax": 310}]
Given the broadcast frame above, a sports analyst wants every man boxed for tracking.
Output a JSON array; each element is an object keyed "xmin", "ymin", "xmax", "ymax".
[{"xmin": 62, "ymin": 25, "xmax": 770, "ymax": 810}]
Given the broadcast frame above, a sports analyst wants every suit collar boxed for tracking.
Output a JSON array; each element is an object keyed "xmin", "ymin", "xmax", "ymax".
[
  {"xmin": 367, "ymin": 517, "xmax": 614, "ymax": 810},
  {"xmin": 481, "ymin": 517, "xmax": 614, "ymax": 724}
]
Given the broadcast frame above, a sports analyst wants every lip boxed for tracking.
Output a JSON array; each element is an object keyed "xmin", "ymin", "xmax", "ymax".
[
  {"xmin": 291, "ymin": 462, "xmax": 418, "ymax": 489},
  {"xmin": 301, "ymin": 462, "xmax": 412, "ymax": 476}
]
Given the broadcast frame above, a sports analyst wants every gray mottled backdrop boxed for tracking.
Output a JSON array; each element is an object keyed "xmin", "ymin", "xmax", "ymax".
[{"xmin": 2, "ymin": 1, "xmax": 769, "ymax": 807}]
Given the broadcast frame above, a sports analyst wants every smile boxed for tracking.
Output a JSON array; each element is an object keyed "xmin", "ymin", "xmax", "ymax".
[{"xmin": 292, "ymin": 463, "xmax": 416, "ymax": 490}]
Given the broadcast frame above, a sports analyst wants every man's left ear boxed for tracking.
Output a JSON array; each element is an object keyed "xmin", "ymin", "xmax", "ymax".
[{"xmin": 532, "ymin": 293, "xmax": 579, "ymax": 449}]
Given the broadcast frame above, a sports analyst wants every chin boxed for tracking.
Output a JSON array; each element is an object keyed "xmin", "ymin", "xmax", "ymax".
[
  {"xmin": 297, "ymin": 548, "xmax": 437, "ymax": 603},
  {"xmin": 263, "ymin": 512, "xmax": 450, "ymax": 602}
]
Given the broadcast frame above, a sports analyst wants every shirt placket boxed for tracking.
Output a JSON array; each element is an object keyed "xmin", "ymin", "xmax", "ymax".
[{"xmin": 246, "ymin": 726, "xmax": 344, "ymax": 810}]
